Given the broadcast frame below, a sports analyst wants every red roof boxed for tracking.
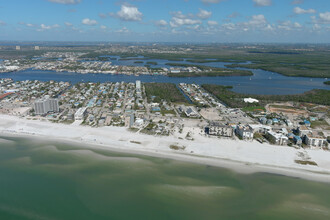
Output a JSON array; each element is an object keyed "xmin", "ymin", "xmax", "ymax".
[{"xmin": 0, "ymin": 92, "xmax": 14, "ymax": 100}]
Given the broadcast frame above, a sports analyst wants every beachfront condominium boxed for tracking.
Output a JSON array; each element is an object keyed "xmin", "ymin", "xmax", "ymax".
[
  {"xmin": 34, "ymin": 95, "xmax": 59, "ymax": 115},
  {"xmin": 136, "ymin": 80, "xmax": 141, "ymax": 90}
]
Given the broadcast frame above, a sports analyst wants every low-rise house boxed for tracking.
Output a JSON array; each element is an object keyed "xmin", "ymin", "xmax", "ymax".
[
  {"xmin": 298, "ymin": 125, "xmax": 310, "ymax": 136},
  {"xmin": 74, "ymin": 107, "xmax": 87, "ymax": 120},
  {"xmin": 236, "ymin": 125, "xmax": 254, "ymax": 141},
  {"xmin": 304, "ymin": 120, "xmax": 311, "ymax": 127},
  {"xmin": 266, "ymin": 131, "xmax": 289, "ymax": 146},
  {"xmin": 205, "ymin": 122, "xmax": 233, "ymax": 137},
  {"xmin": 285, "ymin": 119, "xmax": 293, "ymax": 127},
  {"xmin": 185, "ymin": 107, "xmax": 199, "ymax": 117},
  {"xmin": 293, "ymin": 136, "xmax": 302, "ymax": 145},
  {"xmin": 304, "ymin": 131, "xmax": 327, "ymax": 148}
]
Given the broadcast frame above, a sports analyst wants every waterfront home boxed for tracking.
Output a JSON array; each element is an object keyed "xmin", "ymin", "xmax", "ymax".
[
  {"xmin": 298, "ymin": 125, "xmax": 310, "ymax": 136},
  {"xmin": 236, "ymin": 125, "xmax": 254, "ymax": 141},
  {"xmin": 205, "ymin": 122, "xmax": 234, "ymax": 137},
  {"xmin": 266, "ymin": 131, "xmax": 289, "ymax": 146},
  {"xmin": 304, "ymin": 131, "xmax": 327, "ymax": 148}
]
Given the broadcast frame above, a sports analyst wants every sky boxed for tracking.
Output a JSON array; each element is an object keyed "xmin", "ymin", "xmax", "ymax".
[{"xmin": 0, "ymin": 0, "xmax": 329, "ymax": 43}]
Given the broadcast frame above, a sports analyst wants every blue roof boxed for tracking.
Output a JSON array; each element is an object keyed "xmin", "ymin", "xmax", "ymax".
[
  {"xmin": 304, "ymin": 120, "xmax": 311, "ymax": 124},
  {"xmin": 294, "ymin": 136, "xmax": 302, "ymax": 140},
  {"xmin": 151, "ymin": 107, "xmax": 161, "ymax": 111}
]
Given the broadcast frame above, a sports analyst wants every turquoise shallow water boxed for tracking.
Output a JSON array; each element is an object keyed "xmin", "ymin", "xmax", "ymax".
[{"xmin": 1, "ymin": 136, "xmax": 330, "ymax": 220}]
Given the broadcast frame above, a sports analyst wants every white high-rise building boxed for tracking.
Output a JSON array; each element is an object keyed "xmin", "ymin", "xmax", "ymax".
[
  {"xmin": 16, "ymin": 46, "xmax": 21, "ymax": 51},
  {"xmin": 136, "ymin": 80, "xmax": 141, "ymax": 90},
  {"xmin": 34, "ymin": 46, "xmax": 40, "ymax": 50},
  {"xmin": 34, "ymin": 96, "xmax": 59, "ymax": 115}
]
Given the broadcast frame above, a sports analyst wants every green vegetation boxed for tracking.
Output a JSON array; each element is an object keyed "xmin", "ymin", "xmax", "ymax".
[
  {"xmin": 202, "ymin": 84, "xmax": 330, "ymax": 108},
  {"xmin": 324, "ymin": 81, "xmax": 330, "ymax": 85},
  {"xmin": 134, "ymin": 61, "xmax": 144, "ymax": 64},
  {"xmin": 169, "ymin": 145, "xmax": 186, "ymax": 150},
  {"xmin": 146, "ymin": 61, "xmax": 157, "ymax": 65},
  {"xmin": 166, "ymin": 63, "xmax": 252, "ymax": 77},
  {"xmin": 295, "ymin": 160, "xmax": 318, "ymax": 166},
  {"xmin": 145, "ymin": 83, "xmax": 188, "ymax": 103},
  {"xmin": 311, "ymin": 119, "xmax": 329, "ymax": 129},
  {"xmin": 242, "ymin": 106, "xmax": 266, "ymax": 112}
]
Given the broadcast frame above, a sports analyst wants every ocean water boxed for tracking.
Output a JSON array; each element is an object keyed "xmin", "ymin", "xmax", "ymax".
[{"xmin": 1, "ymin": 136, "xmax": 330, "ymax": 220}]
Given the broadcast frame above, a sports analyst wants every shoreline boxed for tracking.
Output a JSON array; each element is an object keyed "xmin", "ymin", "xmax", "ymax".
[{"xmin": 1, "ymin": 115, "xmax": 330, "ymax": 183}]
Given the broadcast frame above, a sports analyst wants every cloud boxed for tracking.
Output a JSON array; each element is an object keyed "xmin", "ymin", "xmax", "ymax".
[
  {"xmin": 110, "ymin": 5, "xmax": 143, "ymax": 21},
  {"xmin": 201, "ymin": 0, "xmax": 224, "ymax": 4},
  {"xmin": 100, "ymin": 25, "xmax": 107, "ymax": 29},
  {"xmin": 293, "ymin": 22, "xmax": 302, "ymax": 28},
  {"xmin": 319, "ymin": 12, "xmax": 330, "ymax": 23},
  {"xmin": 207, "ymin": 20, "xmax": 218, "ymax": 26},
  {"xmin": 82, "ymin": 18, "xmax": 98, "ymax": 25},
  {"xmin": 18, "ymin": 22, "xmax": 35, "ymax": 27},
  {"xmin": 99, "ymin": 13, "xmax": 107, "ymax": 19},
  {"xmin": 311, "ymin": 12, "xmax": 330, "ymax": 24},
  {"xmin": 47, "ymin": 0, "xmax": 81, "ymax": 4},
  {"xmin": 37, "ymin": 23, "xmax": 60, "ymax": 31},
  {"xmin": 276, "ymin": 20, "xmax": 303, "ymax": 31},
  {"xmin": 227, "ymin": 12, "xmax": 240, "ymax": 18},
  {"xmin": 293, "ymin": 7, "xmax": 316, "ymax": 14},
  {"xmin": 115, "ymin": 27, "xmax": 130, "ymax": 33},
  {"xmin": 246, "ymin": 14, "xmax": 267, "ymax": 26},
  {"xmin": 170, "ymin": 17, "xmax": 201, "ymax": 28},
  {"xmin": 197, "ymin": 9, "xmax": 212, "ymax": 19},
  {"xmin": 253, "ymin": 0, "xmax": 272, "ymax": 7},
  {"xmin": 291, "ymin": 0, "xmax": 303, "ymax": 4},
  {"xmin": 155, "ymin": 20, "xmax": 168, "ymax": 26},
  {"xmin": 169, "ymin": 11, "xmax": 203, "ymax": 28},
  {"xmin": 0, "ymin": 20, "xmax": 6, "ymax": 26},
  {"xmin": 64, "ymin": 22, "xmax": 73, "ymax": 26}
]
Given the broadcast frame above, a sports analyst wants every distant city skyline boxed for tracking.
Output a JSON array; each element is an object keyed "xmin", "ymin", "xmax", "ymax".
[{"xmin": 0, "ymin": 0, "xmax": 329, "ymax": 43}]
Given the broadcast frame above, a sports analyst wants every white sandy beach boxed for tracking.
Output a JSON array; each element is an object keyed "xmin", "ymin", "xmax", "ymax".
[{"xmin": 0, "ymin": 114, "xmax": 330, "ymax": 183}]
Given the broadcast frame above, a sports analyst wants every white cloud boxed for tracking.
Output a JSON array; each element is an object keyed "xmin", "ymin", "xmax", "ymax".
[
  {"xmin": 111, "ymin": 5, "xmax": 143, "ymax": 21},
  {"xmin": 293, "ymin": 7, "xmax": 316, "ymax": 14},
  {"xmin": 319, "ymin": 12, "xmax": 330, "ymax": 23},
  {"xmin": 100, "ymin": 25, "xmax": 107, "ymax": 29},
  {"xmin": 99, "ymin": 13, "xmax": 107, "ymax": 19},
  {"xmin": 47, "ymin": 0, "xmax": 81, "ymax": 4},
  {"xmin": 82, "ymin": 18, "xmax": 98, "ymax": 26},
  {"xmin": 0, "ymin": 20, "xmax": 6, "ymax": 26},
  {"xmin": 292, "ymin": 0, "xmax": 303, "ymax": 4},
  {"xmin": 201, "ymin": 0, "xmax": 224, "ymax": 4},
  {"xmin": 170, "ymin": 17, "xmax": 202, "ymax": 27},
  {"xmin": 18, "ymin": 22, "xmax": 35, "ymax": 27},
  {"xmin": 253, "ymin": 0, "xmax": 272, "ymax": 7},
  {"xmin": 277, "ymin": 20, "xmax": 302, "ymax": 30},
  {"xmin": 169, "ymin": 11, "xmax": 203, "ymax": 28},
  {"xmin": 246, "ymin": 14, "xmax": 267, "ymax": 26},
  {"xmin": 207, "ymin": 20, "xmax": 218, "ymax": 26},
  {"xmin": 155, "ymin": 20, "xmax": 168, "ymax": 26},
  {"xmin": 293, "ymin": 22, "xmax": 302, "ymax": 28},
  {"xmin": 197, "ymin": 9, "xmax": 212, "ymax": 19},
  {"xmin": 228, "ymin": 12, "xmax": 240, "ymax": 18},
  {"xmin": 115, "ymin": 27, "xmax": 130, "ymax": 33},
  {"xmin": 38, "ymin": 23, "xmax": 60, "ymax": 31},
  {"xmin": 64, "ymin": 22, "xmax": 73, "ymax": 26}
]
